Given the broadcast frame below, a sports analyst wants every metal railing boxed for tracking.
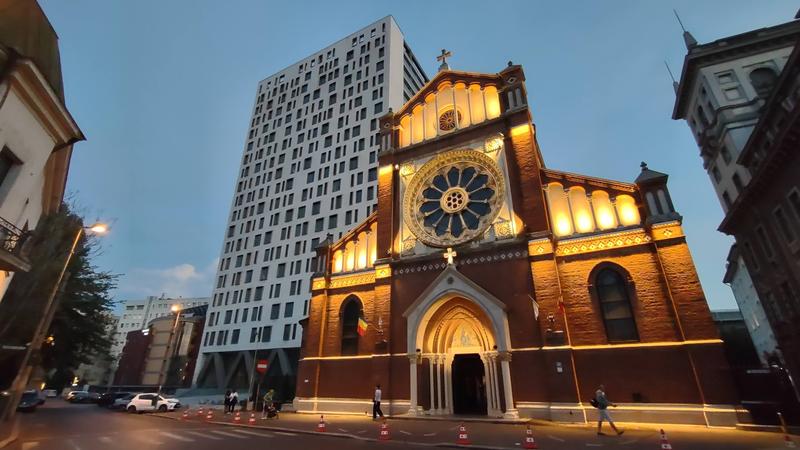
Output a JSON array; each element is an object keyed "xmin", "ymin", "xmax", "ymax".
[{"xmin": 0, "ymin": 215, "xmax": 28, "ymax": 256}]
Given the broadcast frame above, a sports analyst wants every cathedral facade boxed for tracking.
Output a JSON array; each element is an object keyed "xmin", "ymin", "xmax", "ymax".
[{"xmin": 294, "ymin": 63, "xmax": 741, "ymax": 426}]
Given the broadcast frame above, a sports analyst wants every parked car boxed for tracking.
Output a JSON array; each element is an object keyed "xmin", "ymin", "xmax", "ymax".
[
  {"xmin": 126, "ymin": 393, "xmax": 176, "ymax": 413},
  {"xmin": 163, "ymin": 397, "xmax": 181, "ymax": 409},
  {"xmin": 42, "ymin": 389, "xmax": 57, "ymax": 398},
  {"xmin": 66, "ymin": 391, "xmax": 91, "ymax": 403},
  {"xmin": 17, "ymin": 391, "xmax": 40, "ymax": 412},
  {"xmin": 97, "ymin": 392, "xmax": 132, "ymax": 408},
  {"xmin": 111, "ymin": 393, "xmax": 136, "ymax": 410}
]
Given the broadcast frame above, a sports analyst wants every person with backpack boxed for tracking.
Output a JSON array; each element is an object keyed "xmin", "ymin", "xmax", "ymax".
[
  {"xmin": 224, "ymin": 389, "xmax": 231, "ymax": 414},
  {"xmin": 262, "ymin": 389, "xmax": 275, "ymax": 419},
  {"xmin": 592, "ymin": 384, "xmax": 623, "ymax": 436}
]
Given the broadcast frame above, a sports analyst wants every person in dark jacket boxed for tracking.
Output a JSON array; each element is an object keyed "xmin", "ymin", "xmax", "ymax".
[{"xmin": 595, "ymin": 385, "xmax": 623, "ymax": 436}]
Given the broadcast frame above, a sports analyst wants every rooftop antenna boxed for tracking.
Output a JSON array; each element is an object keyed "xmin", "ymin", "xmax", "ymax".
[
  {"xmin": 673, "ymin": 9, "xmax": 698, "ymax": 49},
  {"xmin": 664, "ymin": 60, "xmax": 679, "ymax": 93}
]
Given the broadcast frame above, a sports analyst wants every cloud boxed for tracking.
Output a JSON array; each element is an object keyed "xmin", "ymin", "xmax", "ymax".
[{"xmin": 114, "ymin": 259, "xmax": 218, "ymax": 301}]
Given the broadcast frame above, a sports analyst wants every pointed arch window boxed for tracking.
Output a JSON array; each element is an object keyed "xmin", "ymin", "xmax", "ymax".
[
  {"xmin": 341, "ymin": 296, "xmax": 363, "ymax": 355},
  {"xmin": 592, "ymin": 266, "xmax": 639, "ymax": 342}
]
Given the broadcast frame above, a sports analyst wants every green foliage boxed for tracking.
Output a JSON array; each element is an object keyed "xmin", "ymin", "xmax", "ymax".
[{"xmin": 0, "ymin": 203, "xmax": 118, "ymax": 390}]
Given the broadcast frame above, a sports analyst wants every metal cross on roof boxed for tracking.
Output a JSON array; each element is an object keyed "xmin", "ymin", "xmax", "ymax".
[{"xmin": 437, "ymin": 49, "xmax": 452, "ymax": 71}]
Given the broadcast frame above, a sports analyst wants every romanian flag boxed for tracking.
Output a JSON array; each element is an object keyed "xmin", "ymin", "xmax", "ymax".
[{"xmin": 357, "ymin": 317, "xmax": 368, "ymax": 336}]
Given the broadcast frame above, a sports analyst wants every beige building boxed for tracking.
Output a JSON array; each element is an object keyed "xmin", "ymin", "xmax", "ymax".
[
  {"xmin": 0, "ymin": 0, "xmax": 84, "ymax": 302},
  {"xmin": 141, "ymin": 306, "xmax": 206, "ymax": 388}
]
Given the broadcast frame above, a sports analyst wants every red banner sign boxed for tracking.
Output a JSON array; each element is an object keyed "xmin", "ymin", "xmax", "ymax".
[{"xmin": 256, "ymin": 360, "xmax": 268, "ymax": 374}]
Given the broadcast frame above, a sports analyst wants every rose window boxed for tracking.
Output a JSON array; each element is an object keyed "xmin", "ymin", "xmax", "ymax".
[{"xmin": 404, "ymin": 150, "xmax": 505, "ymax": 247}]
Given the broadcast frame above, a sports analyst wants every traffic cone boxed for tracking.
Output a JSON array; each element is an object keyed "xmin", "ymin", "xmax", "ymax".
[
  {"xmin": 317, "ymin": 415, "xmax": 326, "ymax": 432},
  {"xmin": 379, "ymin": 419, "xmax": 390, "ymax": 441},
  {"xmin": 197, "ymin": 407, "xmax": 204, "ymax": 416},
  {"xmin": 785, "ymin": 433, "xmax": 797, "ymax": 448},
  {"xmin": 233, "ymin": 411, "xmax": 241, "ymax": 423},
  {"xmin": 206, "ymin": 409, "xmax": 214, "ymax": 421},
  {"xmin": 248, "ymin": 413, "xmax": 256, "ymax": 425},
  {"xmin": 181, "ymin": 409, "xmax": 189, "ymax": 420},
  {"xmin": 660, "ymin": 429, "xmax": 673, "ymax": 450},
  {"xmin": 456, "ymin": 423, "xmax": 471, "ymax": 445},
  {"xmin": 522, "ymin": 425, "xmax": 538, "ymax": 449}
]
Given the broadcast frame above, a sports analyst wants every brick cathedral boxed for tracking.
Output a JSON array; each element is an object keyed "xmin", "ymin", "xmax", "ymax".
[{"xmin": 294, "ymin": 60, "xmax": 741, "ymax": 425}]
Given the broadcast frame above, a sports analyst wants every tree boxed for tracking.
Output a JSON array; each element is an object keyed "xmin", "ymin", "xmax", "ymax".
[{"xmin": 0, "ymin": 203, "xmax": 118, "ymax": 391}]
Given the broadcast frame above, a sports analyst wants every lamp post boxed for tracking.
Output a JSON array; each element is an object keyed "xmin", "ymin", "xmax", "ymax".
[
  {"xmin": 2, "ymin": 222, "xmax": 108, "ymax": 421},
  {"xmin": 157, "ymin": 304, "xmax": 182, "ymax": 395}
]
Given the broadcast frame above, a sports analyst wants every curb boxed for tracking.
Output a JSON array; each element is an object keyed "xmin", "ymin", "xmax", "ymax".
[
  {"xmin": 149, "ymin": 412, "xmax": 518, "ymax": 449},
  {"xmin": 0, "ymin": 416, "xmax": 20, "ymax": 449}
]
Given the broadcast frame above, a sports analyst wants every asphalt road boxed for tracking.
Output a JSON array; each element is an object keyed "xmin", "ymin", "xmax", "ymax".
[{"xmin": 6, "ymin": 399, "xmax": 797, "ymax": 450}]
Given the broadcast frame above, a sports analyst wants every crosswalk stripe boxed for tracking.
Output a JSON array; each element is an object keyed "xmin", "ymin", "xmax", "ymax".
[
  {"xmin": 185, "ymin": 430, "xmax": 222, "ymax": 440},
  {"xmin": 232, "ymin": 429, "xmax": 274, "ymax": 438},
  {"xmin": 276, "ymin": 431, "xmax": 297, "ymax": 436},
  {"xmin": 159, "ymin": 431, "xmax": 195, "ymax": 442},
  {"xmin": 133, "ymin": 435, "xmax": 163, "ymax": 445},
  {"xmin": 210, "ymin": 430, "xmax": 248, "ymax": 439}
]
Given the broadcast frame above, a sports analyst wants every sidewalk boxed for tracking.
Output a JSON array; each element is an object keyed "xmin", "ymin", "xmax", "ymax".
[
  {"xmin": 152, "ymin": 407, "xmax": 795, "ymax": 450},
  {"xmin": 0, "ymin": 416, "xmax": 19, "ymax": 449}
]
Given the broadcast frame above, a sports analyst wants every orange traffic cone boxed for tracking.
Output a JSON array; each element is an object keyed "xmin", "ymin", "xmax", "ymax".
[
  {"xmin": 206, "ymin": 409, "xmax": 214, "ymax": 421},
  {"xmin": 233, "ymin": 411, "xmax": 241, "ymax": 423},
  {"xmin": 456, "ymin": 423, "xmax": 471, "ymax": 445},
  {"xmin": 317, "ymin": 415, "xmax": 326, "ymax": 432},
  {"xmin": 785, "ymin": 433, "xmax": 797, "ymax": 448},
  {"xmin": 248, "ymin": 413, "xmax": 256, "ymax": 425},
  {"xmin": 181, "ymin": 409, "xmax": 189, "ymax": 420},
  {"xmin": 522, "ymin": 425, "xmax": 538, "ymax": 449},
  {"xmin": 660, "ymin": 429, "xmax": 673, "ymax": 450},
  {"xmin": 379, "ymin": 419, "xmax": 390, "ymax": 441},
  {"xmin": 197, "ymin": 408, "xmax": 204, "ymax": 416}
]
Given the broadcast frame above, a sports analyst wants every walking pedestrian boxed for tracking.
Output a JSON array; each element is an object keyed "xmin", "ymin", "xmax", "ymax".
[
  {"xmin": 231, "ymin": 389, "xmax": 239, "ymax": 413},
  {"xmin": 224, "ymin": 389, "xmax": 231, "ymax": 415},
  {"xmin": 372, "ymin": 384, "xmax": 384, "ymax": 420},
  {"xmin": 593, "ymin": 385, "xmax": 623, "ymax": 436}
]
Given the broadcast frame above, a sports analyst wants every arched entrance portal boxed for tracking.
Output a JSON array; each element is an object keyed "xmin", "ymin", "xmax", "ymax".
[{"xmin": 422, "ymin": 297, "xmax": 496, "ymax": 415}]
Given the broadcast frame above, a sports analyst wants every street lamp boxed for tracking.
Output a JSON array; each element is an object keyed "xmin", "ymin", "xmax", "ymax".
[
  {"xmin": 157, "ymin": 304, "xmax": 182, "ymax": 395},
  {"xmin": 2, "ymin": 222, "xmax": 109, "ymax": 421}
]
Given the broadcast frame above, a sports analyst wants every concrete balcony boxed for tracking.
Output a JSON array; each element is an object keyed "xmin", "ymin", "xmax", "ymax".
[{"xmin": 0, "ymin": 216, "xmax": 31, "ymax": 272}]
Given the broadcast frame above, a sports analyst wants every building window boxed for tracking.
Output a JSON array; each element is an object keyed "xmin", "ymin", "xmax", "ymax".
[
  {"xmin": 283, "ymin": 324, "xmax": 292, "ymax": 340},
  {"xmin": 749, "ymin": 67, "xmax": 778, "ymax": 97},
  {"xmin": 773, "ymin": 206, "xmax": 796, "ymax": 243},
  {"xmin": 0, "ymin": 147, "xmax": 21, "ymax": 189},
  {"xmin": 591, "ymin": 265, "xmax": 639, "ymax": 343},
  {"xmin": 340, "ymin": 296, "xmax": 362, "ymax": 355},
  {"xmin": 755, "ymin": 225, "xmax": 775, "ymax": 260}
]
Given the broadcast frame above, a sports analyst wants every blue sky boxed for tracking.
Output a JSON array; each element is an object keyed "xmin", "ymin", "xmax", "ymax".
[{"xmin": 39, "ymin": 0, "xmax": 798, "ymax": 310}]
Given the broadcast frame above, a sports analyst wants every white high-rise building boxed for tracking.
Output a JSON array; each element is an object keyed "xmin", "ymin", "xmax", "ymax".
[
  {"xmin": 110, "ymin": 295, "xmax": 210, "ymax": 362},
  {"xmin": 193, "ymin": 16, "xmax": 427, "ymax": 393}
]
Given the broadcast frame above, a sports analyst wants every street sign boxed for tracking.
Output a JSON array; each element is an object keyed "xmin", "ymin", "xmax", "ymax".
[{"xmin": 256, "ymin": 359, "xmax": 268, "ymax": 374}]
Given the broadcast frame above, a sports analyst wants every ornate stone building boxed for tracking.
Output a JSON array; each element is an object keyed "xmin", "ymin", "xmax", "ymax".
[{"xmin": 295, "ymin": 62, "xmax": 740, "ymax": 425}]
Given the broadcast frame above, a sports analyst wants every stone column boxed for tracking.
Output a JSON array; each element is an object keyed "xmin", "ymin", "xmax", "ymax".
[
  {"xmin": 445, "ymin": 355, "xmax": 454, "ymax": 414},
  {"xmin": 408, "ymin": 353, "xmax": 420, "ymax": 415},
  {"xmin": 498, "ymin": 351, "xmax": 519, "ymax": 419},
  {"xmin": 428, "ymin": 355, "xmax": 435, "ymax": 414},
  {"xmin": 490, "ymin": 353, "xmax": 501, "ymax": 416},
  {"xmin": 436, "ymin": 355, "xmax": 445, "ymax": 415}
]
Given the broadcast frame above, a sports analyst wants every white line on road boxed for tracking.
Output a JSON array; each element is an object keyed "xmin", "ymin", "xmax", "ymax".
[
  {"xmin": 423, "ymin": 432, "xmax": 437, "ymax": 437},
  {"xmin": 159, "ymin": 431, "xmax": 195, "ymax": 442},
  {"xmin": 399, "ymin": 430, "xmax": 412, "ymax": 435},
  {"xmin": 209, "ymin": 430, "xmax": 248, "ymax": 439},
  {"xmin": 232, "ymin": 429, "xmax": 275, "ymax": 438},
  {"xmin": 275, "ymin": 431, "xmax": 298, "ymax": 436},
  {"xmin": 337, "ymin": 428, "xmax": 348, "ymax": 432},
  {"xmin": 548, "ymin": 434, "xmax": 566, "ymax": 442},
  {"xmin": 132, "ymin": 435, "xmax": 163, "ymax": 446},
  {"xmin": 98, "ymin": 436, "xmax": 113, "ymax": 444},
  {"xmin": 356, "ymin": 430, "xmax": 367, "ymax": 434},
  {"xmin": 185, "ymin": 430, "xmax": 222, "ymax": 440}
]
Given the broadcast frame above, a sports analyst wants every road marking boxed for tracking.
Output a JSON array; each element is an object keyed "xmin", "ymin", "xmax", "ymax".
[
  {"xmin": 275, "ymin": 431, "xmax": 297, "ymax": 436},
  {"xmin": 185, "ymin": 430, "xmax": 222, "ymax": 440},
  {"xmin": 210, "ymin": 430, "xmax": 248, "ymax": 439},
  {"xmin": 548, "ymin": 434, "xmax": 566, "ymax": 442},
  {"xmin": 620, "ymin": 439, "xmax": 639, "ymax": 445},
  {"xmin": 399, "ymin": 430, "xmax": 412, "ymax": 435},
  {"xmin": 159, "ymin": 431, "xmax": 195, "ymax": 442},
  {"xmin": 66, "ymin": 440, "xmax": 82, "ymax": 450},
  {"xmin": 586, "ymin": 444, "xmax": 604, "ymax": 447},
  {"xmin": 132, "ymin": 435, "xmax": 163, "ymax": 445},
  {"xmin": 357, "ymin": 430, "xmax": 367, "ymax": 434},
  {"xmin": 232, "ymin": 429, "xmax": 274, "ymax": 438},
  {"xmin": 21, "ymin": 443, "xmax": 39, "ymax": 450},
  {"xmin": 338, "ymin": 428, "xmax": 348, "ymax": 432},
  {"xmin": 423, "ymin": 432, "xmax": 437, "ymax": 437},
  {"xmin": 98, "ymin": 436, "xmax": 113, "ymax": 444}
]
